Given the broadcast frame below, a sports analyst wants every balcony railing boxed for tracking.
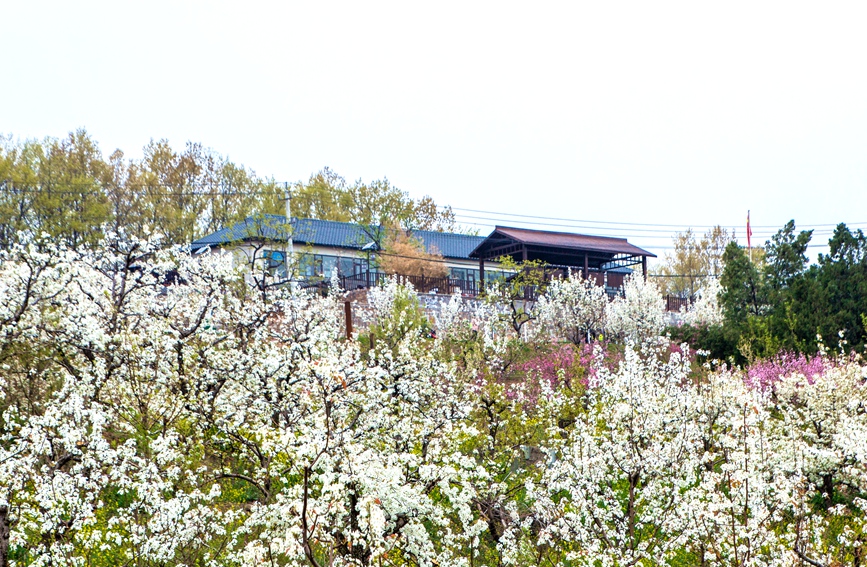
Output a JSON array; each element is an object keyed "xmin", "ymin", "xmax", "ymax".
[{"xmin": 341, "ymin": 271, "xmax": 481, "ymax": 297}]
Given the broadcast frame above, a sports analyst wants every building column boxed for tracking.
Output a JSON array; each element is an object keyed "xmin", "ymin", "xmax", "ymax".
[{"xmin": 479, "ymin": 258, "xmax": 485, "ymax": 296}]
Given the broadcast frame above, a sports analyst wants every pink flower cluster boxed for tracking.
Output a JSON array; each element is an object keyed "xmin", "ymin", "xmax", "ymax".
[
  {"xmin": 515, "ymin": 344, "xmax": 583, "ymax": 390},
  {"xmin": 745, "ymin": 351, "xmax": 834, "ymax": 390},
  {"xmin": 515, "ymin": 342, "xmax": 621, "ymax": 389}
]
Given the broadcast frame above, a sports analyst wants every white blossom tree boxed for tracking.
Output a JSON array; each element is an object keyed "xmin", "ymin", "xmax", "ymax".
[
  {"xmin": 605, "ymin": 275, "xmax": 666, "ymax": 342},
  {"xmin": 767, "ymin": 358, "xmax": 867, "ymax": 565},
  {"xmin": 536, "ymin": 271, "xmax": 608, "ymax": 344},
  {"xmin": 680, "ymin": 277, "xmax": 724, "ymax": 327},
  {"xmin": 528, "ymin": 342, "xmax": 701, "ymax": 566},
  {"xmin": 685, "ymin": 365, "xmax": 795, "ymax": 566}
]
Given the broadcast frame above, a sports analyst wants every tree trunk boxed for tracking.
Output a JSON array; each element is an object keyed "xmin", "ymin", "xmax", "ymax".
[
  {"xmin": 822, "ymin": 473, "xmax": 834, "ymax": 508},
  {"xmin": 627, "ymin": 471, "xmax": 639, "ymax": 551},
  {"xmin": 0, "ymin": 505, "xmax": 10, "ymax": 567}
]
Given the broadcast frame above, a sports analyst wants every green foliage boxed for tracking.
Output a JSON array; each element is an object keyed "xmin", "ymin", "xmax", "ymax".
[
  {"xmin": 763, "ymin": 219, "xmax": 812, "ymax": 292},
  {"xmin": 0, "ymin": 131, "xmax": 112, "ymax": 248},
  {"xmin": 292, "ymin": 167, "xmax": 461, "ymax": 247},
  {"xmin": 487, "ymin": 256, "xmax": 549, "ymax": 334},
  {"xmin": 291, "ymin": 167, "xmax": 353, "ymax": 222},
  {"xmin": 0, "ymin": 130, "xmax": 283, "ymax": 249},
  {"xmin": 0, "ymin": 132, "xmax": 463, "ymax": 252},
  {"xmin": 720, "ymin": 240, "xmax": 765, "ymax": 326},
  {"xmin": 715, "ymin": 221, "xmax": 867, "ymax": 357},
  {"xmin": 668, "ymin": 322, "xmax": 742, "ymax": 364},
  {"xmin": 656, "ymin": 225, "xmax": 732, "ymax": 297},
  {"xmin": 367, "ymin": 283, "xmax": 433, "ymax": 355},
  {"xmin": 812, "ymin": 224, "xmax": 867, "ymax": 351}
]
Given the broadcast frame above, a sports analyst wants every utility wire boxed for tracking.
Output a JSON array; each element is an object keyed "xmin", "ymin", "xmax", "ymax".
[
  {"xmin": 452, "ymin": 214, "xmax": 840, "ymax": 239},
  {"xmin": 451, "ymin": 206, "xmax": 866, "ymax": 230}
]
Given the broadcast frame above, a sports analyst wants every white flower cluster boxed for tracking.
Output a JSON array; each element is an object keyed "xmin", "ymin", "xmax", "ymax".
[
  {"xmin": 536, "ymin": 272, "xmax": 666, "ymax": 343},
  {"xmin": 680, "ymin": 277, "xmax": 724, "ymax": 326}
]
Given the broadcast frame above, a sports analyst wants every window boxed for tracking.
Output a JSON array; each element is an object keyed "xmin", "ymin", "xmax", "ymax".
[
  {"xmin": 298, "ymin": 254, "xmax": 368, "ymax": 279},
  {"xmin": 485, "ymin": 270, "xmax": 506, "ymax": 284},
  {"xmin": 449, "ymin": 267, "xmax": 477, "ymax": 283},
  {"xmin": 322, "ymin": 255, "xmax": 338, "ymax": 277},
  {"xmin": 339, "ymin": 257, "xmax": 368, "ymax": 276},
  {"xmin": 299, "ymin": 254, "xmax": 324, "ymax": 278},
  {"xmin": 338, "ymin": 257, "xmax": 356, "ymax": 276},
  {"xmin": 263, "ymin": 250, "xmax": 286, "ymax": 278}
]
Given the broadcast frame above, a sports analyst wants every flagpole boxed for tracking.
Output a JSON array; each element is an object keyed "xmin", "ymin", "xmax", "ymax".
[{"xmin": 748, "ymin": 210, "xmax": 752, "ymax": 264}]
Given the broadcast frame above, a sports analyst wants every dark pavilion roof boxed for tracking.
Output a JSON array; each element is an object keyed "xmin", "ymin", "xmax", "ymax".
[
  {"xmin": 469, "ymin": 226, "xmax": 655, "ymax": 269},
  {"xmin": 190, "ymin": 216, "xmax": 486, "ymax": 260}
]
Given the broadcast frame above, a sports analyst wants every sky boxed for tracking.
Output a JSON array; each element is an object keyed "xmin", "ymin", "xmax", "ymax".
[{"xmin": 3, "ymin": 1, "xmax": 867, "ymax": 262}]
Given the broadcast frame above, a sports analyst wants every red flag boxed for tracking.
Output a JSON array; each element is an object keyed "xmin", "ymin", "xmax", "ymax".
[{"xmin": 747, "ymin": 210, "xmax": 753, "ymax": 249}]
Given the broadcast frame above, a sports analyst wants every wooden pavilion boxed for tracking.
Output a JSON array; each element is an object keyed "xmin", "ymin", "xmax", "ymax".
[{"xmin": 469, "ymin": 226, "xmax": 656, "ymax": 292}]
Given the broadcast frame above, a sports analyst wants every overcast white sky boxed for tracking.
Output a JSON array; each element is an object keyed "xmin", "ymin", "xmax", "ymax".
[{"xmin": 3, "ymin": 1, "xmax": 866, "ymax": 261}]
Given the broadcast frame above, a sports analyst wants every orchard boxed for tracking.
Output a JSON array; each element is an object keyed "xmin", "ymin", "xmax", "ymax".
[{"xmin": 1, "ymin": 236, "xmax": 865, "ymax": 566}]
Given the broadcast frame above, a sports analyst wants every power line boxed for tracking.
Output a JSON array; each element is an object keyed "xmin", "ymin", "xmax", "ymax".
[
  {"xmin": 453, "ymin": 213, "xmax": 843, "ymax": 240},
  {"xmin": 451, "ymin": 206, "xmax": 866, "ymax": 230},
  {"xmin": 455, "ymin": 217, "xmax": 853, "ymax": 240}
]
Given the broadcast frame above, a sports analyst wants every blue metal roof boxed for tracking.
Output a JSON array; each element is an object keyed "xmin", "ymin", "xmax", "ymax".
[{"xmin": 190, "ymin": 216, "xmax": 486, "ymax": 260}]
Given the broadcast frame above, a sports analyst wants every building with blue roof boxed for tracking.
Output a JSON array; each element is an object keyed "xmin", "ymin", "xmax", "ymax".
[{"xmin": 190, "ymin": 215, "xmax": 648, "ymax": 296}]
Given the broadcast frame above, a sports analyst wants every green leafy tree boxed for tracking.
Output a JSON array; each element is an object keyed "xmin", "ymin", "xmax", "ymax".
[
  {"xmin": 714, "ymin": 221, "xmax": 866, "ymax": 358},
  {"xmin": 0, "ymin": 131, "xmax": 284, "ymax": 249},
  {"xmin": 758, "ymin": 220, "xmax": 816, "ymax": 353},
  {"xmin": 0, "ymin": 130, "xmax": 113, "ymax": 249},
  {"xmin": 291, "ymin": 168, "xmax": 460, "ymax": 247},
  {"xmin": 812, "ymin": 224, "xmax": 867, "ymax": 350},
  {"xmin": 291, "ymin": 167, "xmax": 352, "ymax": 222},
  {"xmin": 656, "ymin": 226, "xmax": 732, "ymax": 298},
  {"xmin": 487, "ymin": 257, "xmax": 549, "ymax": 334},
  {"xmin": 123, "ymin": 139, "xmax": 284, "ymax": 244},
  {"xmin": 763, "ymin": 220, "xmax": 813, "ymax": 292},
  {"xmin": 719, "ymin": 241, "xmax": 765, "ymax": 327}
]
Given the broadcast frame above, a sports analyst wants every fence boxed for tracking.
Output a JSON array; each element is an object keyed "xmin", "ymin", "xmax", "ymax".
[
  {"xmin": 664, "ymin": 294, "xmax": 693, "ymax": 312},
  {"xmin": 341, "ymin": 271, "xmax": 480, "ymax": 297}
]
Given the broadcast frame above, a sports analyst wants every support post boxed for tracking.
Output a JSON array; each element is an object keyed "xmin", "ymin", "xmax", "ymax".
[
  {"xmin": 478, "ymin": 259, "xmax": 485, "ymax": 296},
  {"xmin": 584, "ymin": 253, "xmax": 589, "ymax": 280},
  {"xmin": 284, "ymin": 183, "xmax": 294, "ymax": 277},
  {"xmin": 642, "ymin": 256, "xmax": 647, "ymax": 280},
  {"xmin": 344, "ymin": 300, "xmax": 353, "ymax": 340}
]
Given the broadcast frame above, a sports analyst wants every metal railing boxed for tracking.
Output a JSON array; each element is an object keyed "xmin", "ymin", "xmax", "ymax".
[
  {"xmin": 341, "ymin": 271, "xmax": 481, "ymax": 296},
  {"xmin": 664, "ymin": 294, "xmax": 694, "ymax": 312}
]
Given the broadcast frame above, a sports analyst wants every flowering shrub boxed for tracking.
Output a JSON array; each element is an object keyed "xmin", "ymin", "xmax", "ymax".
[
  {"xmin": 745, "ymin": 350, "xmax": 836, "ymax": 389},
  {"xmin": 510, "ymin": 342, "xmax": 623, "ymax": 400}
]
